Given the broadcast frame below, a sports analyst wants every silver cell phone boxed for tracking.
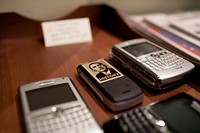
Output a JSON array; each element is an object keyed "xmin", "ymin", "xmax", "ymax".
[
  {"xmin": 103, "ymin": 92, "xmax": 200, "ymax": 133},
  {"xmin": 77, "ymin": 58, "xmax": 143, "ymax": 112},
  {"xmin": 111, "ymin": 38, "xmax": 195, "ymax": 89},
  {"xmin": 18, "ymin": 77, "xmax": 103, "ymax": 133}
]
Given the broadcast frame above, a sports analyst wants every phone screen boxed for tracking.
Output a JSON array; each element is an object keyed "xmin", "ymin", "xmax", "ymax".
[
  {"xmin": 122, "ymin": 42, "xmax": 162, "ymax": 57},
  {"xmin": 26, "ymin": 83, "xmax": 77, "ymax": 111},
  {"xmin": 151, "ymin": 94, "xmax": 200, "ymax": 133}
]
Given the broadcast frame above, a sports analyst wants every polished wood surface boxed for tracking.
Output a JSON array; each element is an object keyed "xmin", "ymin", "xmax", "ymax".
[{"xmin": 0, "ymin": 4, "xmax": 200, "ymax": 133}]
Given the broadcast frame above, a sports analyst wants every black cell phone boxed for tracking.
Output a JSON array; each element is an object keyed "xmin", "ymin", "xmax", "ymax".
[
  {"xmin": 18, "ymin": 77, "xmax": 103, "ymax": 133},
  {"xmin": 103, "ymin": 92, "xmax": 200, "ymax": 133},
  {"xmin": 77, "ymin": 58, "xmax": 144, "ymax": 112}
]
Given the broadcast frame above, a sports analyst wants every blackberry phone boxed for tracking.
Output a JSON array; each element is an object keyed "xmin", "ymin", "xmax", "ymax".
[
  {"xmin": 18, "ymin": 77, "xmax": 103, "ymax": 133},
  {"xmin": 103, "ymin": 92, "xmax": 200, "ymax": 133},
  {"xmin": 111, "ymin": 38, "xmax": 195, "ymax": 89}
]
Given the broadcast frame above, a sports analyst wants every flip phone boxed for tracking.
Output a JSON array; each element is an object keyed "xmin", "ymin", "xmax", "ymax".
[{"xmin": 77, "ymin": 59, "xmax": 144, "ymax": 112}]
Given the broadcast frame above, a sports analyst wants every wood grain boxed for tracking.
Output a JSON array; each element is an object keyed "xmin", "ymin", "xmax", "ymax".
[{"xmin": 0, "ymin": 4, "xmax": 200, "ymax": 133}]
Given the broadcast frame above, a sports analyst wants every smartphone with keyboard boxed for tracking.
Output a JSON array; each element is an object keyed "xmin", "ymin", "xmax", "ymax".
[
  {"xmin": 111, "ymin": 38, "xmax": 195, "ymax": 89},
  {"xmin": 18, "ymin": 77, "xmax": 103, "ymax": 133},
  {"xmin": 103, "ymin": 92, "xmax": 200, "ymax": 133}
]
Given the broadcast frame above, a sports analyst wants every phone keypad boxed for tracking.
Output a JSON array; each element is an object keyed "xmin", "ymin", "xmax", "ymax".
[
  {"xmin": 28, "ymin": 105, "xmax": 99, "ymax": 133},
  {"xmin": 142, "ymin": 51, "xmax": 184, "ymax": 71},
  {"xmin": 118, "ymin": 108, "xmax": 159, "ymax": 133}
]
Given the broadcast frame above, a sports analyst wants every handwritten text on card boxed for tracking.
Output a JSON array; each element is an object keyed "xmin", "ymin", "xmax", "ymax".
[{"xmin": 42, "ymin": 18, "xmax": 93, "ymax": 47}]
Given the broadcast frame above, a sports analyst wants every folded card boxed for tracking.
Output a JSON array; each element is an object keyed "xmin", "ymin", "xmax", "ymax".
[{"xmin": 42, "ymin": 17, "xmax": 93, "ymax": 47}]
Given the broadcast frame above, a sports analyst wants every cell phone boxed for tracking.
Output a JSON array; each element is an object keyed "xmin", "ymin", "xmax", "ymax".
[
  {"xmin": 111, "ymin": 38, "xmax": 195, "ymax": 89},
  {"xmin": 103, "ymin": 92, "xmax": 200, "ymax": 133},
  {"xmin": 18, "ymin": 77, "xmax": 103, "ymax": 133},
  {"xmin": 77, "ymin": 58, "xmax": 143, "ymax": 112}
]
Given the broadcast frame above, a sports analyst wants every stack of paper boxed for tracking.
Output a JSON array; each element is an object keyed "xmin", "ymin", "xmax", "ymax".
[{"xmin": 127, "ymin": 10, "xmax": 200, "ymax": 63}]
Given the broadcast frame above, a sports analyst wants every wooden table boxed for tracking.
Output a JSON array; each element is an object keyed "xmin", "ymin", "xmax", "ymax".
[{"xmin": 0, "ymin": 4, "xmax": 200, "ymax": 133}]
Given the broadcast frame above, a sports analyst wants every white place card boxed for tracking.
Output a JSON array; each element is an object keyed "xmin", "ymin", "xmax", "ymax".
[{"xmin": 41, "ymin": 17, "xmax": 93, "ymax": 47}]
